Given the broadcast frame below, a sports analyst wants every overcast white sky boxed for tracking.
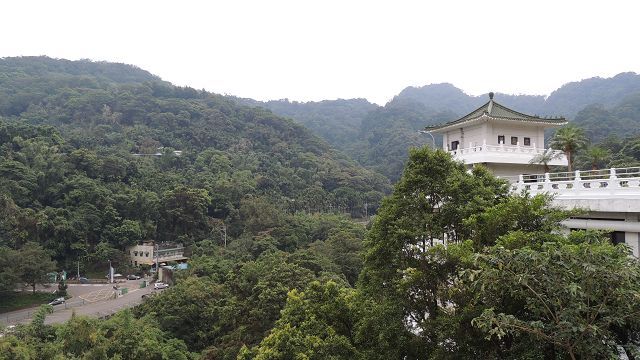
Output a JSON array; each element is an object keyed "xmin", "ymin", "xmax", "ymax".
[{"xmin": 2, "ymin": 0, "xmax": 639, "ymax": 105}]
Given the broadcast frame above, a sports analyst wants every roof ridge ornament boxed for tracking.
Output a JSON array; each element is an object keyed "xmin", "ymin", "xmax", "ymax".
[{"xmin": 487, "ymin": 92, "xmax": 494, "ymax": 114}]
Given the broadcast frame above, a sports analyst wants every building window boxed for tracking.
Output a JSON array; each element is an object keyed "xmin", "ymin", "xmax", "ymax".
[
  {"xmin": 134, "ymin": 251, "xmax": 138, "ymax": 256},
  {"xmin": 524, "ymin": 137, "xmax": 531, "ymax": 146},
  {"xmin": 498, "ymin": 135, "xmax": 505, "ymax": 144},
  {"xmin": 611, "ymin": 231, "xmax": 625, "ymax": 245},
  {"xmin": 451, "ymin": 141, "xmax": 459, "ymax": 150},
  {"xmin": 511, "ymin": 136, "xmax": 518, "ymax": 145},
  {"xmin": 145, "ymin": 252, "xmax": 149, "ymax": 257}
]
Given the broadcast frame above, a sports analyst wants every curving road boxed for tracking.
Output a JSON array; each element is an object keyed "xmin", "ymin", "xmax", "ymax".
[{"xmin": 1, "ymin": 280, "xmax": 162, "ymax": 325}]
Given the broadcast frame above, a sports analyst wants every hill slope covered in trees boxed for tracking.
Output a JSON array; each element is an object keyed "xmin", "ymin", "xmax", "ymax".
[
  {"xmin": 0, "ymin": 56, "xmax": 390, "ymax": 270},
  {"xmin": 1, "ymin": 57, "xmax": 639, "ymax": 360},
  {"xmin": 245, "ymin": 72, "xmax": 640, "ymax": 181}
]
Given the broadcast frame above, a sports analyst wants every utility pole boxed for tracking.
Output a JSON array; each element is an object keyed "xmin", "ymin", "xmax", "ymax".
[
  {"xmin": 155, "ymin": 242, "xmax": 159, "ymax": 277},
  {"xmin": 222, "ymin": 223, "xmax": 227, "ymax": 248},
  {"xmin": 77, "ymin": 261, "xmax": 80, "ymax": 279},
  {"xmin": 108, "ymin": 259, "xmax": 113, "ymax": 284}
]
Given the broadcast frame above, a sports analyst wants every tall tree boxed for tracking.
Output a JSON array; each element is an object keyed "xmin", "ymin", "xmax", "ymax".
[
  {"xmin": 159, "ymin": 186, "xmax": 212, "ymax": 244},
  {"xmin": 18, "ymin": 242, "xmax": 56, "ymax": 293},
  {"xmin": 584, "ymin": 146, "xmax": 610, "ymax": 170},
  {"xmin": 239, "ymin": 281, "xmax": 362, "ymax": 360},
  {"xmin": 359, "ymin": 146, "xmax": 507, "ymax": 358},
  {"xmin": 0, "ymin": 247, "xmax": 19, "ymax": 293},
  {"xmin": 550, "ymin": 125, "xmax": 588, "ymax": 172}
]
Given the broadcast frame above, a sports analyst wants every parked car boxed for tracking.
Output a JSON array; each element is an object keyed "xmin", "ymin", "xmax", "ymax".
[
  {"xmin": 48, "ymin": 297, "xmax": 65, "ymax": 306},
  {"xmin": 127, "ymin": 274, "xmax": 141, "ymax": 280},
  {"xmin": 79, "ymin": 277, "xmax": 89, "ymax": 284},
  {"xmin": 153, "ymin": 282, "xmax": 169, "ymax": 290}
]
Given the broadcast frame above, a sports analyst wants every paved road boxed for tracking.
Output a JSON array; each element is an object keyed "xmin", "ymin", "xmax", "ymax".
[
  {"xmin": 1, "ymin": 280, "xmax": 160, "ymax": 325},
  {"xmin": 43, "ymin": 286, "xmax": 157, "ymax": 325}
]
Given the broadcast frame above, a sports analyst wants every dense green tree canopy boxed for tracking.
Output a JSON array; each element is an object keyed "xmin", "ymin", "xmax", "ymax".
[
  {"xmin": 2, "ymin": 56, "xmax": 640, "ymax": 360},
  {"xmin": 0, "ymin": 57, "xmax": 389, "ymax": 273}
]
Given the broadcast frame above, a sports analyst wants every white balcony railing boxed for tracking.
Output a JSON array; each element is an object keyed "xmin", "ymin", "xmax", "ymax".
[
  {"xmin": 449, "ymin": 145, "xmax": 567, "ymax": 166},
  {"xmin": 450, "ymin": 144, "xmax": 559, "ymax": 156},
  {"xmin": 510, "ymin": 167, "xmax": 640, "ymax": 196}
]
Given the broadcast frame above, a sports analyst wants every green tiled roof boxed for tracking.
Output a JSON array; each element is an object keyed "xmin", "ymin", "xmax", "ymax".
[{"xmin": 425, "ymin": 95, "xmax": 567, "ymax": 131}]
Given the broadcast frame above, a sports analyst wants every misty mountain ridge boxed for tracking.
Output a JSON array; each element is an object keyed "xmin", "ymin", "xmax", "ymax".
[
  {"xmin": 394, "ymin": 71, "xmax": 640, "ymax": 119},
  {"xmin": 244, "ymin": 71, "xmax": 640, "ymax": 181},
  {"xmin": 3, "ymin": 56, "xmax": 639, "ymax": 183}
]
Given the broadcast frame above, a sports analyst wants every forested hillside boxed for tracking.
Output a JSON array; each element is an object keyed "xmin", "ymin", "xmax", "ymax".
[
  {"xmin": 9, "ymin": 147, "xmax": 638, "ymax": 360},
  {"xmin": 1, "ymin": 57, "xmax": 638, "ymax": 358},
  {"xmin": 238, "ymin": 96, "xmax": 455, "ymax": 181},
  {"xmin": 572, "ymin": 92, "xmax": 640, "ymax": 142},
  {"xmin": 394, "ymin": 72, "xmax": 640, "ymax": 119},
  {"xmin": 235, "ymin": 97, "xmax": 377, "ymax": 151},
  {"xmin": 247, "ymin": 72, "xmax": 640, "ymax": 181},
  {"xmin": 0, "ymin": 56, "xmax": 389, "ymax": 272}
]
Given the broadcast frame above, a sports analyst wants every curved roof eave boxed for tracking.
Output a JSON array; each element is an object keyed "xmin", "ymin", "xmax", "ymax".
[{"xmin": 425, "ymin": 114, "xmax": 567, "ymax": 133}]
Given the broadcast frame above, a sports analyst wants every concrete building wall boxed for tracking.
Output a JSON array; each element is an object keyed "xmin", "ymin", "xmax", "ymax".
[
  {"xmin": 626, "ymin": 232, "xmax": 640, "ymax": 257},
  {"xmin": 485, "ymin": 163, "xmax": 546, "ymax": 178},
  {"xmin": 444, "ymin": 122, "xmax": 546, "ymax": 150},
  {"xmin": 444, "ymin": 124, "xmax": 485, "ymax": 150},
  {"xmin": 127, "ymin": 244, "xmax": 154, "ymax": 265},
  {"xmin": 491, "ymin": 122, "xmax": 541, "ymax": 147},
  {"xmin": 461, "ymin": 124, "xmax": 485, "ymax": 148},
  {"xmin": 560, "ymin": 211, "xmax": 640, "ymax": 257}
]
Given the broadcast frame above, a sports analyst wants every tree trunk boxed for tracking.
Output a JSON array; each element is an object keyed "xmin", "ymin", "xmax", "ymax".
[
  {"xmin": 32, "ymin": 282, "xmax": 36, "ymax": 294},
  {"xmin": 566, "ymin": 151, "xmax": 572, "ymax": 172}
]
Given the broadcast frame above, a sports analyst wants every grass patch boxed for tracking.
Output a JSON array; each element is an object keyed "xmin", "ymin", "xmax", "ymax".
[{"xmin": 0, "ymin": 292, "xmax": 58, "ymax": 313}]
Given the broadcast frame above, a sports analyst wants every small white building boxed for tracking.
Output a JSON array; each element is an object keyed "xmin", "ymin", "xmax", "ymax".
[
  {"xmin": 425, "ymin": 92, "xmax": 568, "ymax": 178},
  {"xmin": 127, "ymin": 241, "xmax": 188, "ymax": 267}
]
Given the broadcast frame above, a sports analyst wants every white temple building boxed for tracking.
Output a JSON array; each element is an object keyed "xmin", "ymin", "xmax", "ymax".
[
  {"xmin": 424, "ymin": 93, "xmax": 640, "ymax": 257},
  {"xmin": 425, "ymin": 92, "xmax": 567, "ymax": 177}
]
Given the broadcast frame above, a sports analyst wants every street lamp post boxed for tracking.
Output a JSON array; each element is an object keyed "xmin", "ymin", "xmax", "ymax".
[{"xmin": 418, "ymin": 130, "xmax": 436, "ymax": 147}]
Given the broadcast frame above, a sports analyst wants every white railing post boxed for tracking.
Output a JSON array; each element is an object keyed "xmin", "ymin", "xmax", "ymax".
[
  {"xmin": 573, "ymin": 170, "xmax": 581, "ymax": 190},
  {"xmin": 543, "ymin": 172, "xmax": 551, "ymax": 190},
  {"xmin": 609, "ymin": 168, "xmax": 619, "ymax": 188},
  {"xmin": 516, "ymin": 174, "xmax": 524, "ymax": 192}
]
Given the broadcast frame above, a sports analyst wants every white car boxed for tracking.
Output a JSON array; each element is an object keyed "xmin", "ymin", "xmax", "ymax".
[
  {"xmin": 48, "ymin": 297, "xmax": 65, "ymax": 306},
  {"xmin": 153, "ymin": 282, "xmax": 169, "ymax": 290}
]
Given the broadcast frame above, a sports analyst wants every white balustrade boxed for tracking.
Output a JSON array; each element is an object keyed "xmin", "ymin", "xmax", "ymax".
[
  {"xmin": 449, "ymin": 145, "xmax": 566, "ymax": 166},
  {"xmin": 511, "ymin": 167, "xmax": 640, "ymax": 198},
  {"xmin": 449, "ymin": 145, "xmax": 563, "ymax": 156}
]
